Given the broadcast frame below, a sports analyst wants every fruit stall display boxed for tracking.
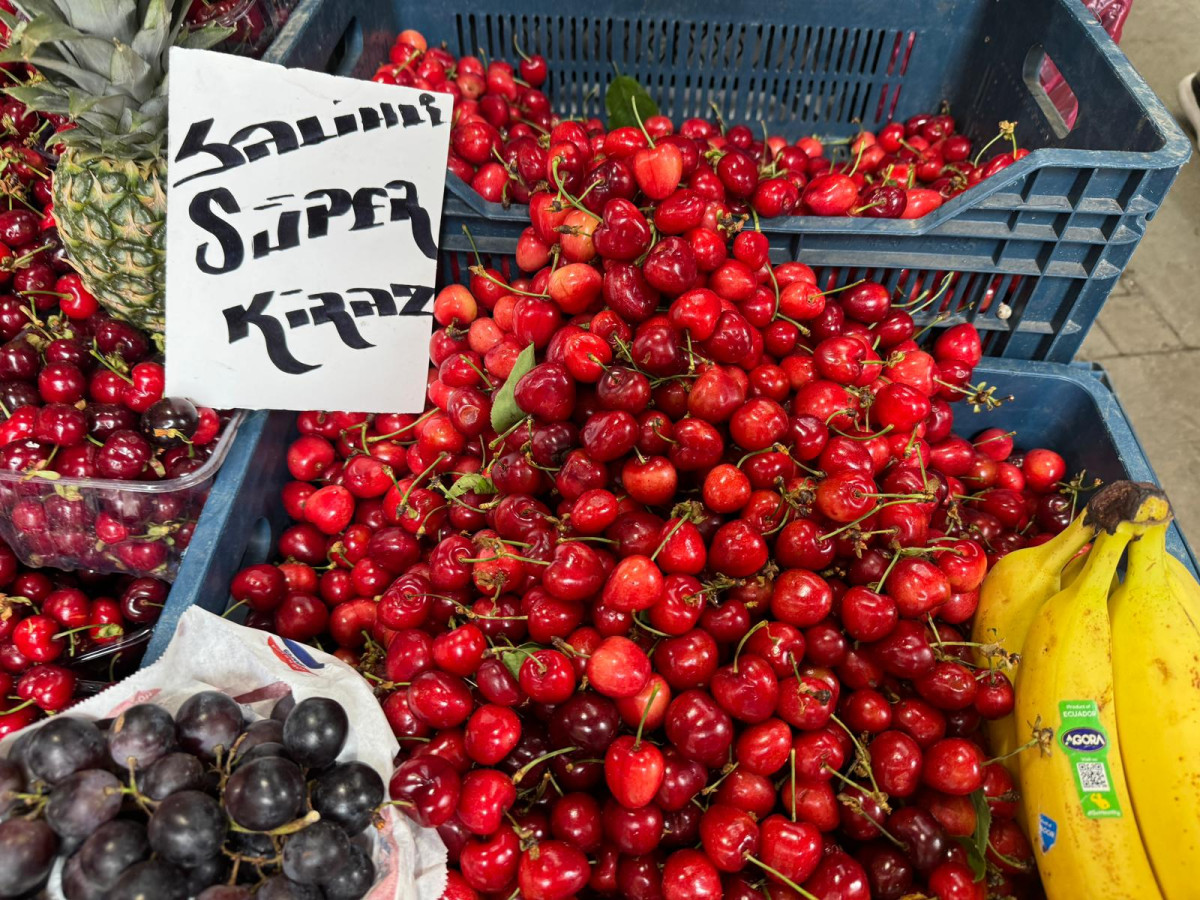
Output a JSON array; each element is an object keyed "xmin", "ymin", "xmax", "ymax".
[{"xmin": 0, "ymin": 2, "xmax": 1197, "ymax": 900}]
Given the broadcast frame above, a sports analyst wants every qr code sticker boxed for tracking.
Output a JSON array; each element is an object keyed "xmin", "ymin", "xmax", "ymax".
[{"xmin": 1078, "ymin": 762, "xmax": 1111, "ymax": 792}]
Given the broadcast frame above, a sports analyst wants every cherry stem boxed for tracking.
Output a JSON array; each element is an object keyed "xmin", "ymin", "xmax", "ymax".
[
  {"xmin": 633, "ymin": 684, "xmax": 660, "ymax": 750},
  {"xmin": 632, "ymin": 614, "xmax": 672, "ymax": 639},
  {"xmin": 0, "ymin": 698, "xmax": 33, "ymax": 715},
  {"xmin": 468, "ymin": 264, "xmax": 548, "ymax": 299},
  {"xmin": 550, "ymin": 158, "xmax": 601, "ymax": 220},
  {"xmin": 817, "ymin": 497, "xmax": 927, "ymax": 543},
  {"xmin": 828, "ymin": 713, "xmax": 886, "ymax": 800},
  {"xmin": 512, "ymin": 745, "xmax": 579, "ymax": 785},
  {"xmin": 789, "ymin": 748, "xmax": 798, "ymax": 822},
  {"xmin": 817, "ymin": 278, "xmax": 866, "ymax": 297},
  {"xmin": 700, "ymin": 762, "xmax": 739, "ymax": 796},
  {"xmin": 872, "ymin": 549, "xmax": 906, "ymax": 595},
  {"xmin": 649, "ymin": 517, "xmax": 688, "ymax": 562},
  {"xmin": 56, "ymin": 623, "xmax": 122, "ymax": 641},
  {"xmin": 396, "ymin": 452, "xmax": 449, "ymax": 514},
  {"xmin": 629, "ymin": 95, "xmax": 655, "ymax": 148},
  {"xmin": 460, "ymin": 223, "xmax": 484, "ymax": 268},
  {"xmin": 836, "ymin": 791, "xmax": 906, "ymax": 848},
  {"xmin": 828, "ymin": 422, "xmax": 893, "ymax": 442},
  {"xmin": 984, "ymin": 735, "xmax": 1041, "ymax": 766},
  {"xmin": 732, "ymin": 620, "xmax": 769, "ymax": 674},
  {"xmin": 743, "ymin": 856, "xmax": 820, "ymax": 900},
  {"xmin": 972, "ymin": 122, "xmax": 1011, "ymax": 167},
  {"xmin": 846, "ymin": 140, "xmax": 868, "ymax": 178},
  {"xmin": 221, "ymin": 599, "xmax": 247, "ymax": 619}
]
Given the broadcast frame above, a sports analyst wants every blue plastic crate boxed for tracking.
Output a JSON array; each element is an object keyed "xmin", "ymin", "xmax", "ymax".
[
  {"xmin": 145, "ymin": 359, "xmax": 1200, "ymax": 666},
  {"xmin": 263, "ymin": 0, "xmax": 1189, "ymax": 362}
]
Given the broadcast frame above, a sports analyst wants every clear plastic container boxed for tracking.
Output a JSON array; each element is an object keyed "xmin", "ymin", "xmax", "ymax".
[
  {"xmin": 0, "ymin": 411, "xmax": 245, "ymax": 580},
  {"xmin": 187, "ymin": 0, "xmax": 280, "ymax": 58}
]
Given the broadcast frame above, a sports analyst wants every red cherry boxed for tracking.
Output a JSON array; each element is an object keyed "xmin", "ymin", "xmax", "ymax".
[{"xmin": 605, "ymin": 735, "xmax": 665, "ymax": 809}]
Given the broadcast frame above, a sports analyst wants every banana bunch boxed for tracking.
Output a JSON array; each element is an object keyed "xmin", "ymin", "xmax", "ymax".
[{"xmin": 973, "ymin": 480, "xmax": 1200, "ymax": 900}]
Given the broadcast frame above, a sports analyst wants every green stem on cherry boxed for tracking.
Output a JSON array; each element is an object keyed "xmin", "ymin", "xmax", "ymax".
[
  {"xmin": 743, "ymin": 855, "xmax": 820, "ymax": 900},
  {"xmin": 512, "ymin": 746, "xmax": 579, "ymax": 786},
  {"xmin": 632, "ymin": 684, "xmax": 660, "ymax": 751},
  {"xmin": 732, "ymin": 620, "xmax": 770, "ymax": 675},
  {"xmin": 630, "ymin": 95, "xmax": 655, "ymax": 148},
  {"xmin": 649, "ymin": 516, "xmax": 688, "ymax": 562}
]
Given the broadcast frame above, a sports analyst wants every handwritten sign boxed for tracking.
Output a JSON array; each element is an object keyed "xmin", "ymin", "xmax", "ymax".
[{"xmin": 165, "ymin": 49, "xmax": 451, "ymax": 412}]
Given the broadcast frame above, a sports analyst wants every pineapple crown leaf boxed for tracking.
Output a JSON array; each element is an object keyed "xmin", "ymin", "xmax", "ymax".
[
  {"xmin": 3, "ymin": 83, "xmax": 70, "ymax": 114},
  {"xmin": 7, "ymin": 52, "xmax": 112, "ymax": 96},
  {"xmin": 131, "ymin": 0, "xmax": 170, "ymax": 63},
  {"xmin": 176, "ymin": 25, "xmax": 234, "ymax": 52},
  {"xmin": 109, "ymin": 40, "xmax": 153, "ymax": 101},
  {"xmin": 17, "ymin": 0, "xmax": 138, "ymax": 43},
  {"xmin": 3, "ymin": 0, "xmax": 233, "ymax": 157}
]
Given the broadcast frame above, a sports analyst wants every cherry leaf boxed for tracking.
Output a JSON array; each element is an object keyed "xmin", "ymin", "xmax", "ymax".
[
  {"xmin": 489, "ymin": 342, "xmax": 537, "ymax": 434},
  {"xmin": 497, "ymin": 643, "xmax": 541, "ymax": 681},
  {"xmin": 446, "ymin": 472, "xmax": 496, "ymax": 501},
  {"xmin": 606, "ymin": 75, "xmax": 659, "ymax": 130},
  {"xmin": 958, "ymin": 787, "xmax": 993, "ymax": 882}
]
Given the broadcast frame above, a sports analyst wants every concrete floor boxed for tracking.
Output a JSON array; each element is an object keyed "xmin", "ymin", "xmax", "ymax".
[{"xmin": 1076, "ymin": 0, "xmax": 1200, "ymax": 545}]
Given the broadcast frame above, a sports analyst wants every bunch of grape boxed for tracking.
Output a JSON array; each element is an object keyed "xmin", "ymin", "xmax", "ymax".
[{"xmin": 0, "ymin": 690, "xmax": 385, "ymax": 899}]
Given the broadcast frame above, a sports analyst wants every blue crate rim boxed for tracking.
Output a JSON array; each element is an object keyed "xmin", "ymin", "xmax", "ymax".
[
  {"xmin": 265, "ymin": 0, "xmax": 1191, "ymax": 238},
  {"xmin": 432, "ymin": 0, "xmax": 1191, "ymax": 235}
]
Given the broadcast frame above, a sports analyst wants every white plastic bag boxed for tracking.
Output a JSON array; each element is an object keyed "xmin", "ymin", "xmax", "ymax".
[{"xmin": 0, "ymin": 606, "xmax": 448, "ymax": 900}]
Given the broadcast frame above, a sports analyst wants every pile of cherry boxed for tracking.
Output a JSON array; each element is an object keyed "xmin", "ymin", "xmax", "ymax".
[
  {"xmin": 373, "ymin": 30, "xmax": 1028, "ymax": 221},
  {"xmin": 0, "ymin": 82, "xmax": 231, "ymax": 577},
  {"xmin": 213, "ymin": 26, "xmax": 1077, "ymax": 900},
  {"xmin": 221, "ymin": 225, "xmax": 1079, "ymax": 894},
  {"xmin": 0, "ymin": 535, "xmax": 168, "ymax": 737}
]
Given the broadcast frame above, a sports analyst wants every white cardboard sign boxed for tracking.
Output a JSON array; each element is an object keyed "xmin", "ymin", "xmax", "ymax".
[{"xmin": 165, "ymin": 49, "xmax": 451, "ymax": 412}]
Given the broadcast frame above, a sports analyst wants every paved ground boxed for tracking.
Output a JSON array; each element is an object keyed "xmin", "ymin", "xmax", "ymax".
[{"xmin": 1076, "ymin": 0, "xmax": 1200, "ymax": 545}]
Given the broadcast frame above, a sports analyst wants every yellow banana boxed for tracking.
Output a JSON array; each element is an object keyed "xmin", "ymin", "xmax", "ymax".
[
  {"xmin": 1165, "ymin": 552, "xmax": 1200, "ymax": 620},
  {"xmin": 973, "ymin": 509, "xmax": 1095, "ymax": 771},
  {"xmin": 1016, "ymin": 486, "xmax": 1170, "ymax": 900},
  {"xmin": 1111, "ymin": 522, "xmax": 1200, "ymax": 900}
]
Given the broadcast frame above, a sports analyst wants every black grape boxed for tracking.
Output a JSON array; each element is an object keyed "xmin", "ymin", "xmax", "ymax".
[
  {"xmin": 312, "ymin": 761, "xmax": 384, "ymax": 835},
  {"xmin": 25, "ymin": 718, "xmax": 106, "ymax": 784},
  {"xmin": 147, "ymin": 789, "xmax": 227, "ymax": 866},
  {"xmin": 270, "ymin": 692, "xmax": 295, "ymax": 722},
  {"xmin": 140, "ymin": 751, "xmax": 206, "ymax": 801},
  {"xmin": 108, "ymin": 703, "xmax": 177, "ymax": 769},
  {"xmin": 257, "ymin": 875, "xmax": 324, "ymax": 899},
  {"xmin": 45, "ymin": 769, "xmax": 123, "ymax": 839},
  {"xmin": 108, "ymin": 858, "xmax": 188, "ymax": 900},
  {"xmin": 281, "ymin": 820, "xmax": 351, "ymax": 884},
  {"xmin": 322, "ymin": 842, "xmax": 377, "ymax": 900},
  {"xmin": 62, "ymin": 852, "xmax": 105, "ymax": 900},
  {"xmin": 283, "ymin": 697, "xmax": 348, "ymax": 769},
  {"xmin": 0, "ymin": 818, "xmax": 57, "ymax": 896},
  {"xmin": 175, "ymin": 691, "xmax": 243, "ymax": 760},
  {"xmin": 223, "ymin": 756, "xmax": 305, "ymax": 831},
  {"xmin": 79, "ymin": 819, "xmax": 149, "ymax": 889}
]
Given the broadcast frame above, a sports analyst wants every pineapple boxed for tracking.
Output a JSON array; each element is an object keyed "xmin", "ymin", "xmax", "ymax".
[{"xmin": 0, "ymin": 0, "xmax": 229, "ymax": 333}]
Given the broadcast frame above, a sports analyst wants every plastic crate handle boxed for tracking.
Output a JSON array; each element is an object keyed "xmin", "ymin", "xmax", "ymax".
[{"xmin": 1014, "ymin": 0, "xmax": 1170, "ymax": 149}]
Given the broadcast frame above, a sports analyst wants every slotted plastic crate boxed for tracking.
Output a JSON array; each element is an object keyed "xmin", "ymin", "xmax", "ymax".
[
  {"xmin": 145, "ymin": 359, "xmax": 1199, "ymax": 666},
  {"xmin": 265, "ymin": 0, "xmax": 1189, "ymax": 361}
]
